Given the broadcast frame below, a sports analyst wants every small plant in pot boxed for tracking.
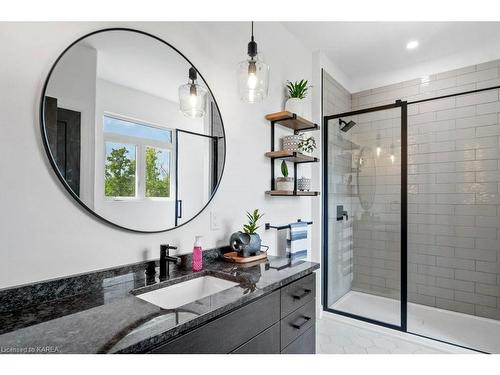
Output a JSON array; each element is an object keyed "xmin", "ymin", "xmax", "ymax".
[
  {"xmin": 229, "ymin": 209, "xmax": 264, "ymax": 257},
  {"xmin": 285, "ymin": 79, "xmax": 311, "ymax": 116},
  {"xmin": 276, "ymin": 160, "xmax": 294, "ymax": 191},
  {"xmin": 298, "ymin": 136, "xmax": 317, "ymax": 156}
]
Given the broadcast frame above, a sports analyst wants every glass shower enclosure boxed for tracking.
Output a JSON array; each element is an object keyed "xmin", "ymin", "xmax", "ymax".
[
  {"xmin": 323, "ymin": 102, "xmax": 407, "ymax": 329},
  {"xmin": 323, "ymin": 79, "xmax": 500, "ymax": 353}
]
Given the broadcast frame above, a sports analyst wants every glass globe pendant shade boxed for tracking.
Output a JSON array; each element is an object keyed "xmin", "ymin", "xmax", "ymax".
[
  {"xmin": 237, "ymin": 56, "xmax": 269, "ymax": 103},
  {"xmin": 237, "ymin": 22, "xmax": 269, "ymax": 103},
  {"xmin": 179, "ymin": 67, "xmax": 208, "ymax": 118}
]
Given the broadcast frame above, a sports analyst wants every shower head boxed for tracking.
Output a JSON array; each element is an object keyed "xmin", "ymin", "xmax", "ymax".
[{"xmin": 339, "ymin": 119, "xmax": 357, "ymax": 132}]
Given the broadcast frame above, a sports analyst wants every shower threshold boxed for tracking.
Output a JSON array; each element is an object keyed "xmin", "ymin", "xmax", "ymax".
[{"xmin": 330, "ymin": 290, "xmax": 500, "ymax": 353}]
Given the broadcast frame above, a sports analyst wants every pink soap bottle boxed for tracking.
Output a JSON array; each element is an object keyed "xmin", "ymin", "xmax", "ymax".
[{"xmin": 192, "ymin": 236, "xmax": 203, "ymax": 272}]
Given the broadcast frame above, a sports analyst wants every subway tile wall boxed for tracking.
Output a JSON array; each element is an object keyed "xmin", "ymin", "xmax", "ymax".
[
  {"xmin": 323, "ymin": 70, "xmax": 354, "ymax": 307},
  {"xmin": 348, "ymin": 60, "xmax": 500, "ymax": 320},
  {"xmin": 346, "ymin": 108, "xmax": 402, "ymax": 301}
]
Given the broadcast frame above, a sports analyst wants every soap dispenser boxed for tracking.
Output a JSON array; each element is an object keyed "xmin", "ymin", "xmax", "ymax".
[{"xmin": 192, "ymin": 235, "xmax": 203, "ymax": 272}]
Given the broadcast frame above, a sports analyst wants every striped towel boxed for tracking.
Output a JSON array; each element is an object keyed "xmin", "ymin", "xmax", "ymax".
[{"xmin": 286, "ymin": 221, "xmax": 308, "ymax": 261}]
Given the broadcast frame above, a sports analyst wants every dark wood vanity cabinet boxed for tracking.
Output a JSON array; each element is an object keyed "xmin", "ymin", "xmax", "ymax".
[
  {"xmin": 151, "ymin": 272, "xmax": 316, "ymax": 354},
  {"xmin": 279, "ymin": 272, "xmax": 316, "ymax": 354}
]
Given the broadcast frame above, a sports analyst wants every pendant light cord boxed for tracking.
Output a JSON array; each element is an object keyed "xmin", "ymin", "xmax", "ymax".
[{"xmin": 247, "ymin": 21, "xmax": 257, "ymax": 58}]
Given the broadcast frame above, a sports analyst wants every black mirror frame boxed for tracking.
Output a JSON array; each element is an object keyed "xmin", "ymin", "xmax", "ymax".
[{"xmin": 39, "ymin": 28, "xmax": 226, "ymax": 233}]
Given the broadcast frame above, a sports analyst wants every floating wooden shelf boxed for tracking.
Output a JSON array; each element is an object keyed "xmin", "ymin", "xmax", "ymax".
[
  {"xmin": 265, "ymin": 111, "xmax": 319, "ymax": 132},
  {"xmin": 264, "ymin": 150, "xmax": 319, "ymax": 163},
  {"xmin": 265, "ymin": 111, "xmax": 320, "ymax": 197},
  {"xmin": 265, "ymin": 190, "xmax": 320, "ymax": 196}
]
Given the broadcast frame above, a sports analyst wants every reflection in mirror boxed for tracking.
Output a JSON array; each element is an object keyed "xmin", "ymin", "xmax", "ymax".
[{"xmin": 42, "ymin": 29, "xmax": 225, "ymax": 232}]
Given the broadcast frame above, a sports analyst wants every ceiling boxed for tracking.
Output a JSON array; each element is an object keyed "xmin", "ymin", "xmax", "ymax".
[
  {"xmin": 83, "ymin": 30, "xmax": 194, "ymax": 103},
  {"xmin": 283, "ymin": 22, "xmax": 500, "ymax": 92}
]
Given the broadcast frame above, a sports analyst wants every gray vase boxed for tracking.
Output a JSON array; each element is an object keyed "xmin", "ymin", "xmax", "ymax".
[
  {"xmin": 229, "ymin": 231, "xmax": 262, "ymax": 257},
  {"xmin": 297, "ymin": 177, "xmax": 311, "ymax": 191}
]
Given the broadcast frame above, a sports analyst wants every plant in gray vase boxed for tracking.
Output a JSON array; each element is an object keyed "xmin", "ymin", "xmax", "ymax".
[
  {"xmin": 229, "ymin": 209, "xmax": 265, "ymax": 257},
  {"xmin": 276, "ymin": 160, "xmax": 294, "ymax": 191}
]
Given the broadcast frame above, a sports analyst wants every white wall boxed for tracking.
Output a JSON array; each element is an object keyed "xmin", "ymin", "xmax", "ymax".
[{"xmin": 0, "ymin": 22, "xmax": 315, "ymax": 288}]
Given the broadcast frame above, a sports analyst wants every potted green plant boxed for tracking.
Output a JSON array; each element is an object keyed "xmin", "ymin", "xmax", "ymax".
[
  {"xmin": 276, "ymin": 160, "xmax": 294, "ymax": 191},
  {"xmin": 285, "ymin": 79, "xmax": 310, "ymax": 116},
  {"xmin": 229, "ymin": 209, "xmax": 264, "ymax": 257},
  {"xmin": 298, "ymin": 136, "xmax": 317, "ymax": 156}
]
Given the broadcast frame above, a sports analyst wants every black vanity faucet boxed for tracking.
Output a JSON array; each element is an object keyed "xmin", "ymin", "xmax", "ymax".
[{"xmin": 159, "ymin": 244, "xmax": 181, "ymax": 280}]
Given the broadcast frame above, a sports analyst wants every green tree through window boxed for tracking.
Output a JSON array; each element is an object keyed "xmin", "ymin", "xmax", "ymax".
[
  {"xmin": 105, "ymin": 146, "xmax": 136, "ymax": 197},
  {"xmin": 145, "ymin": 147, "xmax": 170, "ymax": 197}
]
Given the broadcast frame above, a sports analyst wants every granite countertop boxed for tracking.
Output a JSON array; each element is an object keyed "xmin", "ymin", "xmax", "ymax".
[{"xmin": 0, "ymin": 249, "xmax": 319, "ymax": 354}]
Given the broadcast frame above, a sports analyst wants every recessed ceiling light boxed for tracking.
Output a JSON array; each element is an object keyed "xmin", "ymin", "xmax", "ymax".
[{"xmin": 406, "ymin": 40, "xmax": 419, "ymax": 50}]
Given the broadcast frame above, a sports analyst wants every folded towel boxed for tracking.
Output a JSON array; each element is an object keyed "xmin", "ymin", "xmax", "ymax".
[
  {"xmin": 286, "ymin": 221, "xmax": 308, "ymax": 261},
  {"xmin": 276, "ymin": 229, "xmax": 288, "ymax": 257}
]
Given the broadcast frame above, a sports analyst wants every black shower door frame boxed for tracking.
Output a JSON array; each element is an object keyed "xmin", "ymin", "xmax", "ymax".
[{"xmin": 322, "ymin": 100, "xmax": 408, "ymax": 332}]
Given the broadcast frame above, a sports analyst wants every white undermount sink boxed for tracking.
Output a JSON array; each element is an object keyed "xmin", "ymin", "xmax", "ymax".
[{"xmin": 135, "ymin": 276, "xmax": 239, "ymax": 309}]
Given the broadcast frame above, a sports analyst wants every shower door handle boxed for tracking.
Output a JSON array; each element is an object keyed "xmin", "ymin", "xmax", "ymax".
[{"xmin": 336, "ymin": 205, "xmax": 348, "ymax": 221}]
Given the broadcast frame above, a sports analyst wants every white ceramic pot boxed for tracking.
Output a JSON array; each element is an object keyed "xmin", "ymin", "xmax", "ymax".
[
  {"xmin": 282, "ymin": 135, "xmax": 302, "ymax": 152},
  {"xmin": 276, "ymin": 177, "xmax": 294, "ymax": 191},
  {"xmin": 285, "ymin": 98, "xmax": 304, "ymax": 116}
]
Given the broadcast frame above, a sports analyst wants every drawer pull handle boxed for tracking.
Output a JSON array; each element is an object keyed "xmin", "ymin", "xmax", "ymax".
[
  {"xmin": 292, "ymin": 288, "xmax": 312, "ymax": 300},
  {"xmin": 291, "ymin": 316, "xmax": 311, "ymax": 330}
]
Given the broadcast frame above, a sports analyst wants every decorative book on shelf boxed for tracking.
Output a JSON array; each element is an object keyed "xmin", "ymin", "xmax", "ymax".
[{"xmin": 265, "ymin": 111, "xmax": 320, "ymax": 197}]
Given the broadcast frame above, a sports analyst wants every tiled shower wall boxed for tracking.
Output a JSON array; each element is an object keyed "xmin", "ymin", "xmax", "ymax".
[
  {"xmin": 346, "ymin": 109, "xmax": 402, "ymax": 301},
  {"xmin": 323, "ymin": 71, "xmax": 353, "ymax": 307},
  {"xmin": 348, "ymin": 60, "xmax": 500, "ymax": 320}
]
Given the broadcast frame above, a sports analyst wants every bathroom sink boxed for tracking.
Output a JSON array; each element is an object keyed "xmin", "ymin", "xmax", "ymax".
[{"xmin": 135, "ymin": 276, "xmax": 239, "ymax": 309}]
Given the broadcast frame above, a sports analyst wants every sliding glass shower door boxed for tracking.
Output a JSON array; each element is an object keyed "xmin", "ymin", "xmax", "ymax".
[{"xmin": 323, "ymin": 102, "xmax": 407, "ymax": 329}]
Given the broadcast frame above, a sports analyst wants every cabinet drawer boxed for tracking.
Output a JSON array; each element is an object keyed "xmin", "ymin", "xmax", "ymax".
[
  {"xmin": 281, "ymin": 326, "xmax": 315, "ymax": 354},
  {"xmin": 231, "ymin": 322, "xmax": 280, "ymax": 354},
  {"xmin": 281, "ymin": 273, "xmax": 315, "ymax": 318},
  {"xmin": 280, "ymin": 299, "xmax": 315, "ymax": 349},
  {"xmin": 151, "ymin": 291, "xmax": 280, "ymax": 354}
]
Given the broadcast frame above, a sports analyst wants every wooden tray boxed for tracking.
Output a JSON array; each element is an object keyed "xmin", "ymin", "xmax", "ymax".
[{"xmin": 223, "ymin": 251, "xmax": 268, "ymax": 264}]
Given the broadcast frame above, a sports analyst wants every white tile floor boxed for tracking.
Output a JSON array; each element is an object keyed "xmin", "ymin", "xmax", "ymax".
[
  {"xmin": 330, "ymin": 291, "xmax": 500, "ymax": 353},
  {"xmin": 317, "ymin": 312, "xmax": 477, "ymax": 354}
]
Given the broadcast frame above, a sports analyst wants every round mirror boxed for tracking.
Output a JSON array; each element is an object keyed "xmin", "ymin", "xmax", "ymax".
[{"xmin": 40, "ymin": 29, "xmax": 225, "ymax": 232}]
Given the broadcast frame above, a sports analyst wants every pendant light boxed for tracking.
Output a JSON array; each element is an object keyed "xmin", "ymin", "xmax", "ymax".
[
  {"xmin": 237, "ymin": 21, "xmax": 269, "ymax": 103},
  {"xmin": 390, "ymin": 143, "xmax": 395, "ymax": 164},
  {"xmin": 179, "ymin": 67, "xmax": 207, "ymax": 118}
]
